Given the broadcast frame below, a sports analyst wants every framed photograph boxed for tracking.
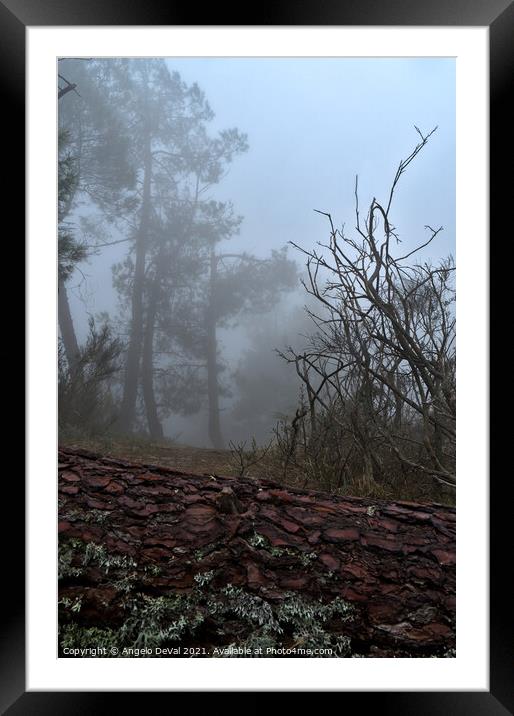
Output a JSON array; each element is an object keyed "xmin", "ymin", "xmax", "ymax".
[{"xmin": 6, "ymin": 0, "xmax": 510, "ymax": 710}]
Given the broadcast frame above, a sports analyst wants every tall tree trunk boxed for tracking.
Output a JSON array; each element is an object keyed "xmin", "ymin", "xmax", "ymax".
[
  {"xmin": 206, "ymin": 249, "xmax": 224, "ymax": 449},
  {"xmin": 117, "ymin": 122, "xmax": 152, "ymax": 434},
  {"xmin": 58, "ymin": 278, "xmax": 80, "ymax": 373},
  {"xmin": 142, "ymin": 276, "xmax": 164, "ymax": 440},
  {"xmin": 141, "ymin": 187, "xmax": 201, "ymax": 441}
]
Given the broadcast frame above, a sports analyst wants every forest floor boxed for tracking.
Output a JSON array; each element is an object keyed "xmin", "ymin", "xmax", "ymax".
[
  {"xmin": 59, "ymin": 432, "xmax": 454, "ymax": 506},
  {"xmin": 60, "ymin": 433, "xmax": 249, "ymax": 477}
]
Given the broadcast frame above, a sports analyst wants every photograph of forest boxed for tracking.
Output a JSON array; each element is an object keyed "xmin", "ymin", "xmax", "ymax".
[{"xmin": 58, "ymin": 57, "xmax": 456, "ymax": 658}]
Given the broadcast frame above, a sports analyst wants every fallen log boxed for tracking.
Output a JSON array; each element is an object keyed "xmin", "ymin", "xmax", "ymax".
[{"xmin": 58, "ymin": 447, "xmax": 455, "ymax": 658}]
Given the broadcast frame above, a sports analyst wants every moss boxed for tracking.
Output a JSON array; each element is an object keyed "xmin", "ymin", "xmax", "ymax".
[
  {"xmin": 248, "ymin": 531, "xmax": 270, "ymax": 549},
  {"xmin": 58, "ymin": 537, "xmax": 355, "ymax": 658},
  {"xmin": 59, "ymin": 624, "xmax": 118, "ymax": 654},
  {"xmin": 84, "ymin": 509, "xmax": 111, "ymax": 525},
  {"xmin": 59, "ymin": 595, "xmax": 83, "ymax": 613},
  {"xmin": 299, "ymin": 551, "xmax": 318, "ymax": 567},
  {"xmin": 247, "ymin": 534, "xmax": 319, "ymax": 568},
  {"xmin": 119, "ymin": 593, "xmax": 204, "ymax": 649},
  {"xmin": 82, "ymin": 542, "xmax": 137, "ymax": 572},
  {"xmin": 58, "ymin": 539, "xmax": 84, "ymax": 579},
  {"xmin": 143, "ymin": 563, "xmax": 162, "ymax": 577},
  {"xmin": 193, "ymin": 570, "xmax": 215, "ymax": 587},
  {"xmin": 211, "ymin": 584, "xmax": 282, "ymax": 633},
  {"xmin": 209, "ymin": 588, "xmax": 354, "ymax": 658}
]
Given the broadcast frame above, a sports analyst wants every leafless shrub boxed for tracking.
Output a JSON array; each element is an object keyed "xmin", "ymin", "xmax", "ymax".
[
  {"xmin": 272, "ymin": 395, "xmax": 353, "ymax": 492},
  {"xmin": 228, "ymin": 437, "xmax": 273, "ymax": 478},
  {"xmin": 281, "ymin": 128, "xmax": 455, "ymax": 492}
]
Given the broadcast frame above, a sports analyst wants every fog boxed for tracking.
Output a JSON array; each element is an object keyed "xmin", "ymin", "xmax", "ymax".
[{"xmin": 59, "ymin": 57, "xmax": 455, "ymax": 449}]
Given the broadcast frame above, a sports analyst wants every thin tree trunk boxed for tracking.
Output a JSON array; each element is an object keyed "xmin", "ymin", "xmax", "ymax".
[
  {"xmin": 360, "ymin": 449, "xmax": 376, "ymax": 490},
  {"xmin": 142, "ymin": 276, "xmax": 164, "ymax": 440},
  {"xmin": 432, "ymin": 408, "xmax": 445, "ymax": 468},
  {"xmin": 117, "ymin": 122, "xmax": 152, "ymax": 434},
  {"xmin": 430, "ymin": 380, "xmax": 446, "ymax": 469},
  {"xmin": 390, "ymin": 368, "xmax": 403, "ymax": 431},
  {"xmin": 394, "ymin": 393, "xmax": 403, "ymax": 430},
  {"xmin": 58, "ymin": 278, "xmax": 80, "ymax": 373},
  {"xmin": 58, "ymin": 87, "xmax": 81, "ymax": 376},
  {"xmin": 206, "ymin": 249, "xmax": 224, "ymax": 449}
]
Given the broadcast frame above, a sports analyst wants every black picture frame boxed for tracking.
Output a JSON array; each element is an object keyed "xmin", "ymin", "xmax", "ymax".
[{"xmin": 7, "ymin": 0, "xmax": 511, "ymax": 712}]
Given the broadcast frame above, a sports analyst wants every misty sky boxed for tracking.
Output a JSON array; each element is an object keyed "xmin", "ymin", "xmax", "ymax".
[
  {"xmin": 70, "ymin": 57, "xmax": 455, "ymax": 326},
  {"xmin": 166, "ymin": 57, "xmax": 455, "ymax": 258}
]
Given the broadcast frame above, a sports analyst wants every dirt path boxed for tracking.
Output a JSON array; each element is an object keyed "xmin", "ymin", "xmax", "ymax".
[{"xmin": 61, "ymin": 436, "xmax": 238, "ymax": 477}]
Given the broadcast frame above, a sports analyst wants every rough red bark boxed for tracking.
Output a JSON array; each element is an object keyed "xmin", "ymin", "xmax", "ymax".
[{"xmin": 58, "ymin": 447, "xmax": 455, "ymax": 657}]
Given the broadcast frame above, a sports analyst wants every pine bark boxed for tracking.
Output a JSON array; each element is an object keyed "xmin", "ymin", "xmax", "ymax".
[{"xmin": 58, "ymin": 447, "xmax": 455, "ymax": 657}]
